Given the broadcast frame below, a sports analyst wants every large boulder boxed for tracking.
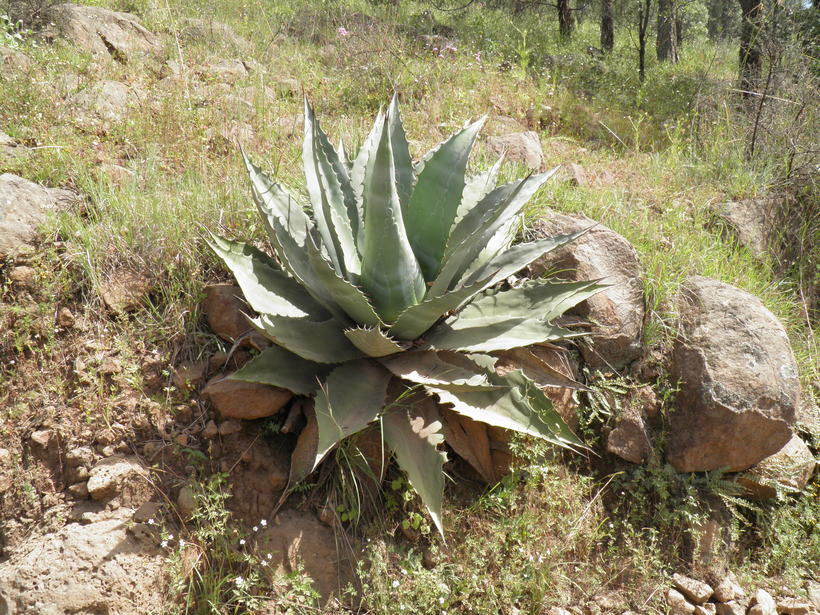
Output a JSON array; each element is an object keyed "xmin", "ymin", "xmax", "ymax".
[
  {"xmin": 0, "ymin": 508, "xmax": 165, "ymax": 614},
  {"xmin": 0, "ymin": 174, "xmax": 75, "ymax": 258},
  {"xmin": 485, "ymin": 131, "xmax": 544, "ymax": 169},
  {"xmin": 529, "ymin": 212, "xmax": 645, "ymax": 370},
  {"xmin": 0, "ymin": 46, "xmax": 33, "ymax": 72},
  {"xmin": 737, "ymin": 434, "xmax": 816, "ymax": 499},
  {"xmin": 712, "ymin": 197, "xmax": 789, "ymax": 260},
  {"xmin": 40, "ymin": 3, "xmax": 163, "ymax": 63},
  {"xmin": 667, "ymin": 277, "xmax": 800, "ymax": 472}
]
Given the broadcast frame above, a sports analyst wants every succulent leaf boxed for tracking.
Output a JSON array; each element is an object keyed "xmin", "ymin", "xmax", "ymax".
[
  {"xmin": 313, "ymin": 360, "xmax": 391, "ymax": 470},
  {"xmin": 303, "ymin": 101, "xmax": 360, "ymax": 277},
  {"xmin": 230, "ymin": 345, "xmax": 331, "ymax": 396},
  {"xmin": 403, "ymin": 117, "xmax": 485, "ymax": 280},
  {"xmin": 381, "ymin": 350, "xmax": 500, "ymax": 390},
  {"xmin": 250, "ymin": 314, "xmax": 363, "ymax": 363},
  {"xmin": 382, "ymin": 395, "xmax": 447, "ymax": 537},
  {"xmin": 360, "ymin": 113, "xmax": 426, "ymax": 322},
  {"xmin": 305, "ymin": 237, "xmax": 382, "ymax": 327},
  {"xmin": 207, "ymin": 234, "xmax": 330, "ymax": 320},
  {"xmin": 388, "ymin": 94, "xmax": 414, "ymax": 210},
  {"xmin": 455, "ymin": 156, "xmax": 503, "ymax": 223},
  {"xmin": 343, "ymin": 326, "xmax": 407, "ymax": 357}
]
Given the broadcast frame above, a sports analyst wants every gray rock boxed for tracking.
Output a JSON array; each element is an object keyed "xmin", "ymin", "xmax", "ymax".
[
  {"xmin": 0, "ymin": 129, "xmax": 26, "ymax": 158},
  {"xmin": 40, "ymin": 3, "xmax": 162, "ymax": 62},
  {"xmin": 809, "ymin": 581, "xmax": 820, "ymax": 610},
  {"xmin": 178, "ymin": 18, "xmax": 251, "ymax": 52},
  {"xmin": 0, "ymin": 173, "xmax": 75, "ymax": 258},
  {"xmin": 0, "ymin": 508, "xmax": 164, "ymax": 615},
  {"xmin": 69, "ymin": 80, "xmax": 140, "ymax": 123},
  {"xmin": 673, "ymin": 573, "xmax": 713, "ymax": 605},
  {"xmin": 87, "ymin": 455, "xmax": 147, "ymax": 501},
  {"xmin": 177, "ymin": 485, "xmax": 196, "ymax": 519},
  {"xmin": 736, "ymin": 434, "xmax": 816, "ymax": 499},
  {"xmin": 667, "ymin": 277, "xmax": 799, "ymax": 472},
  {"xmin": 485, "ymin": 131, "xmax": 544, "ymax": 169},
  {"xmin": 0, "ymin": 46, "xmax": 33, "ymax": 72},
  {"xmin": 713, "ymin": 197, "xmax": 789, "ymax": 260},
  {"xmin": 530, "ymin": 212, "xmax": 645, "ymax": 369},
  {"xmin": 199, "ymin": 57, "xmax": 249, "ymax": 84},
  {"xmin": 667, "ymin": 587, "xmax": 696, "ymax": 614}
]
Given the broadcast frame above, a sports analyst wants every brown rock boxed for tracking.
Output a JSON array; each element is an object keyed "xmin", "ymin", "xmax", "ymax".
[
  {"xmin": 178, "ymin": 18, "xmax": 251, "ymax": 52},
  {"xmin": 57, "ymin": 306, "xmax": 76, "ymax": 328},
  {"xmin": 606, "ymin": 403, "xmax": 652, "ymax": 463},
  {"xmin": 485, "ymin": 131, "xmax": 544, "ymax": 169},
  {"xmin": 99, "ymin": 269, "xmax": 151, "ymax": 313},
  {"xmin": 9, "ymin": 265, "xmax": 36, "ymax": 287},
  {"xmin": 668, "ymin": 277, "xmax": 800, "ymax": 472},
  {"xmin": 202, "ymin": 420, "xmax": 219, "ymax": 439},
  {"xmin": 694, "ymin": 605, "xmax": 716, "ymax": 615},
  {"xmin": 173, "ymin": 361, "xmax": 207, "ymax": 391},
  {"xmin": 530, "ymin": 212, "xmax": 644, "ymax": 369},
  {"xmin": 218, "ymin": 419, "xmax": 242, "ymax": 436},
  {"xmin": 667, "ymin": 588, "xmax": 696, "ymax": 614},
  {"xmin": 87, "ymin": 455, "xmax": 148, "ymax": 501},
  {"xmin": 67, "ymin": 481, "xmax": 89, "ymax": 498},
  {"xmin": 40, "ymin": 3, "xmax": 162, "ymax": 62},
  {"xmin": 200, "ymin": 58, "xmax": 249, "ymax": 84},
  {"xmin": 65, "ymin": 446, "xmax": 94, "ymax": 468},
  {"xmin": 712, "ymin": 197, "xmax": 790, "ymax": 260},
  {"xmin": 203, "ymin": 284, "xmax": 251, "ymax": 342},
  {"xmin": 737, "ymin": 434, "xmax": 816, "ymax": 499},
  {"xmin": 69, "ymin": 80, "xmax": 142, "ymax": 123},
  {"xmin": 713, "ymin": 576, "xmax": 742, "ymax": 603},
  {"xmin": 133, "ymin": 501, "xmax": 162, "ymax": 523},
  {"xmin": 0, "ymin": 46, "xmax": 33, "ymax": 72},
  {"xmin": 204, "ymin": 376, "xmax": 292, "ymax": 420},
  {"xmin": 565, "ymin": 163, "xmax": 588, "ymax": 187},
  {"xmin": 257, "ymin": 510, "xmax": 355, "ymax": 603},
  {"xmin": 777, "ymin": 598, "xmax": 814, "ymax": 615},
  {"xmin": 673, "ymin": 573, "xmax": 713, "ymax": 605},
  {"xmin": 177, "ymin": 485, "xmax": 196, "ymax": 519}
]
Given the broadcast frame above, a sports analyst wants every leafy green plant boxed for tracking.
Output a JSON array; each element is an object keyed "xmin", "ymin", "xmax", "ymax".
[{"xmin": 208, "ymin": 95, "xmax": 602, "ymax": 535}]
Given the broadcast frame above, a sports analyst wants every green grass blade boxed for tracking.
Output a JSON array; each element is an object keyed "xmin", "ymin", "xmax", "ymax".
[{"xmin": 230, "ymin": 345, "xmax": 331, "ymax": 396}]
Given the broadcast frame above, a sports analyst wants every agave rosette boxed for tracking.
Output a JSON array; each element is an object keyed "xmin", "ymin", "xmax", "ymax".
[{"xmin": 208, "ymin": 96, "xmax": 603, "ymax": 534}]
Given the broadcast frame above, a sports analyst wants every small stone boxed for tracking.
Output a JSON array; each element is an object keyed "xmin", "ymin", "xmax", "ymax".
[
  {"xmin": 422, "ymin": 548, "xmax": 437, "ymax": 570},
  {"xmin": 142, "ymin": 441, "xmax": 162, "ymax": 457},
  {"xmin": 750, "ymin": 589, "xmax": 777, "ymax": 615},
  {"xmin": 99, "ymin": 269, "xmax": 151, "ymax": 314},
  {"xmin": 67, "ymin": 481, "xmax": 89, "ymax": 498},
  {"xmin": 713, "ymin": 577, "xmax": 741, "ymax": 603},
  {"xmin": 86, "ymin": 455, "xmax": 147, "ymax": 501},
  {"xmin": 9, "ymin": 265, "xmax": 36, "ymax": 287},
  {"xmin": 715, "ymin": 603, "xmax": 744, "ymax": 615},
  {"xmin": 485, "ymin": 131, "xmax": 544, "ymax": 169},
  {"xmin": 218, "ymin": 419, "xmax": 242, "ymax": 436},
  {"xmin": 777, "ymin": 598, "xmax": 813, "ymax": 615},
  {"xmin": 673, "ymin": 573, "xmax": 714, "ymax": 605},
  {"xmin": 177, "ymin": 485, "xmax": 196, "ymax": 519},
  {"xmin": 566, "ymin": 162, "xmax": 588, "ymax": 187},
  {"xmin": 174, "ymin": 433, "xmax": 189, "ymax": 446},
  {"xmin": 101, "ymin": 445, "xmax": 116, "ymax": 457},
  {"xmin": 202, "ymin": 420, "xmax": 219, "ymax": 439},
  {"xmin": 57, "ymin": 307, "xmax": 76, "ymax": 328},
  {"xmin": 98, "ymin": 356, "xmax": 122, "ymax": 375},
  {"xmin": 274, "ymin": 78, "xmax": 300, "ymax": 97},
  {"xmin": 173, "ymin": 361, "xmax": 207, "ymax": 391},
  {"xmin": 30, "ymin": 428, "xmax": 56, "ymax": 449},
  {"xmin": 202, "ymin": 284, "xmax": 251, "ymax": 342},
  {"xmin": 694, "ymin": 604, "xmax": 716, "ymax": 615},
  {"xmin": 667, "ymin": 588, "xmax": 695, "ymax": 614},
  {"xmin": 133, "ymin": 501, "xmax": 162, "ymax": 523}
]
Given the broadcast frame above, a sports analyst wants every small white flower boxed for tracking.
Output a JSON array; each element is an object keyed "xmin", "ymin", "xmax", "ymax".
[
  {"xmin": 253, "ymin": 526, "xmax": 258, "ymax": 532},
  {"xmin": 438, "ymin": 597, "xmax": 445, "ymax": 604},
  {"xmin": 160, "ymin": 540, "xmax": 168, "ymax": 548},
  {"xmin": 239, "ymin": 539, "xmax": 246, "ymax": 545},
  {"xmin": 235, "ymin": 576, "xmax": 244, "ymax": 586},
  {"xmin": 147, "ymin": 518, "xmax": 155, "ymax": 525},
  {"xmin": 260, "ymin": 519, "xmax": 267, "ymax": 527},
  {"xmin": 266, "ymin": 553, "xmax": 273, "ymax": 560},
  {"xmin": 168, "ymin": 534, "xmax": 174, "ymax": 540},
  {"xmin": 179, "ymin": 539, "xmax": 185, "ymax": 547},
  {"xmin": 400, "ymin": 568, "xmax": 408, "ymax": 575},
  {"xmin": 391, "ymin": 580, "xmax": 400, "ymax": 588}
]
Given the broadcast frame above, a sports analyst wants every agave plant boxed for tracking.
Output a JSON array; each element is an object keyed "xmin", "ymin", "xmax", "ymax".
[{"xmin": 208, "ymin": 96, "xmax": 602, "ymax": 535}]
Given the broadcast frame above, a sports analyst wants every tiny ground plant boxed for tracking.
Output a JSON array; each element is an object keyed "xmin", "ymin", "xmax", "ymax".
[{"xmin": 209, "ymin": 95, "xmax": 603, "ymax": 534}]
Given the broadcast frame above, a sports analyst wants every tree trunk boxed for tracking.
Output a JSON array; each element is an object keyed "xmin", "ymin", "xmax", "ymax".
[
  {"xmin": 638, "ymin": 0, "xmax": 652, "ymax": 81},
  {"xmin": 601, "ymin": 0, "xmax": 614, "ymax": 52},
  {"xmin": 657, "ymin": 0, "xmax": 679, "ymax": 62},
  {"xmin": 738, "ymin": 0, "xmax": 763, "ymax": 96},
  {"xmin": 558, "ymin": 0, "xmax": 574, "ymax": 39}
]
